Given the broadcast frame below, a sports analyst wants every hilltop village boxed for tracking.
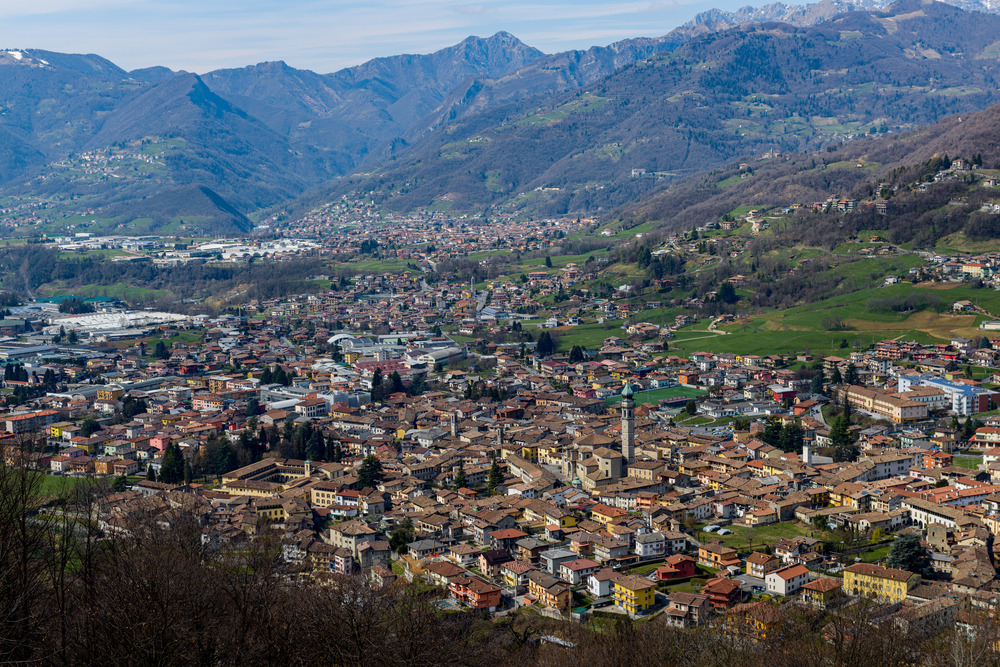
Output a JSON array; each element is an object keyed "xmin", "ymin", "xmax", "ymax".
[{"xmin": 5, "ymin": 243, "xmax": 1000, "ymax": 641}]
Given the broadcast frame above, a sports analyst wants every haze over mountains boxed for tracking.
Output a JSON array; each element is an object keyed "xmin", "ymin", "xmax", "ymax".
[{"xmin": 4, "ymin": 0, "xmax": 1000, "ymax": 234}]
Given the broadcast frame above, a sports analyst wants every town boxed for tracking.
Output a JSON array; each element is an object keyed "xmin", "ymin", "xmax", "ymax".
[{"xmin": 6, "ymin": 195, "xmax": 1000, "ymax": 650}]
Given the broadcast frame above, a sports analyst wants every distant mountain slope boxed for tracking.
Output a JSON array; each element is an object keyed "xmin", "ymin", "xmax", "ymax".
[
  {"xmin": 7, "ymin": 0, "xmax": 1000, "ymax": 234},
  {"xmin": 0, "ymin": 35, "xmax": 548, "ymax": 234},
  {"xmin": 337, "ymin": 0, "xmax": 1000, "ymax": 216},
  {"xmin": 200, "ymin": 32, "xmax": 544, "ymax": 165},
  {"xmin": 614, "ymin": 97, "xmax": 1000, "ymax": 252}
]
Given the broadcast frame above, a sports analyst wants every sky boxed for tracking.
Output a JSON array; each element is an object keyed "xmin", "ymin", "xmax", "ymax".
[{"xmin": 0, "ymin": 0, "xmax": 806, "ymax": 74}]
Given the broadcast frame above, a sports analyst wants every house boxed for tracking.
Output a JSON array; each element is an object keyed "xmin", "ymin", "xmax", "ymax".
[
  {"xmin": 539, "ymin": 547, "xmax": 577, "ymax": 575},
  {"xmin": 587, "ymin": 568, "xmax": 618, "ymax": 599},
  {"xmin": 701, "ymin": 577, "xmax": 742, "ymax": 608},
  {"xmin": 665, "ymin": 592, "xmax": 711, "ymax": 627},
  {"xmin": 489, "ymin": 528, "xmax": 529, "ymax": 555},
  {"xmin": 406, "ymin": 538, "xmax": 447, "ymax": 560},
  {"xmin": 526, "ymin": 570, "xmax": 573, "ymax": 610},
  {"xmin": 773, "ymin": 536, "xmax": 822, "ymax": 564},
  {"xmin": 799, "ymin": 578, "xmax": 843, "ymax": 608},
  {"xmin": 724, "ymin": 601, "xmax": 785, "ymax": 641},
  {"xmin": 764, "ymin": 563, "xmax": 810, "ymax": 597},
  {"xmin": 656, "ymin": 554, "xmax": 697, "ymax": 580},
  {"xmin": 448, "ymin": 544, "xmax": 480, "ymax": 566},
  {"xmin": 842, "ymin": 563, "xmax": 921, "ymax": 603},
  {"xmin": 634, "ymin": 531, "xmax": 666, "ymax": 558},
  {"xmin": 424, "ymin": 560, "xmax": 467, "ymax": 588},
  {"xmin": 698, "ymin": 542, "xmax": 741, "ymax": 570},
  {"xmin": 501, "ymin": 560, "xmax": 537, "ymax": 590},
  {"xmin": 661, "ymin": 530, "xmax": 690, "ymax": 555},
  {"xmin": 559, "ymin": 558, "xmax": 600, "ymax": 585},
  {"xmin": 745, "ymin": 551, "xmax": 780, "ymax": 579},
  {"xmin": 449, "ymin": 574, "xmax": 502, "ymax": 611},
  {"xmin": 478, "ymin": 549, "xmax": 513, "ymax": 579},
  {"xmin": 516, "ymin": 537, "xmax": 549, "ymax": 563},
  {"xmin": 613, "ymin": 575, "xmax": 657, "ymax": 615}
]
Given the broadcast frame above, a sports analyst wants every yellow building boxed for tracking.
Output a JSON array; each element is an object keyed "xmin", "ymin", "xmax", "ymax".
[
  {"xmin": 724, "ymin": 602, "xmax": 785, "ymax": 641},
  {"xmin": 843, "ymin": 563, "xmax": 920, "ymax": 603},
  {"xmin": 96, "ymin": 386, "xmax": 124, "ymax": 402},
  {"xmin": 614, "ymin": 575, "xmax": 656, "ymax": 615},
  {"xmin": 48, "ymin": 421, "xmax": 73, "ymax": 439}
]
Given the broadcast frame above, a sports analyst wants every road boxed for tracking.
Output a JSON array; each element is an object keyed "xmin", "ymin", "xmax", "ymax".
[{"xmin": 811, "ymin": 405, "xmax": 827, "ymax": 426}]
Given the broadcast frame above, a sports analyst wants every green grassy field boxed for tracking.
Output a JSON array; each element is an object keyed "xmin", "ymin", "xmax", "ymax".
[
  {"xmin": 698, "ymin": 521, "xmax": 829, "ymax": 550},
  {"xmin": 953, "ymin": 455, "xmax": 982, "ymax": 470},
  {"xmin": 35, "ymin": 473, "xmax": 88, "ymax": 497},
  {"xmin": 663, "ymin": 281, "xmax": 995, "ymax": 356},
  {"xmin": 858, "ymin": 546, "xmax": 891, "ymax": 564},
  {"xmin": 606, "ymin": 386, "xmax": 707, "ymax": 406},
  {"xmin": 554, "ymin": 321, "xmax": 625, "ymax": 351}
]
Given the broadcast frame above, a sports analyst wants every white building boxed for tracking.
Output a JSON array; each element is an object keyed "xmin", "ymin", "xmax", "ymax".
[{"xmin": 765, "ymin": 563, "xmax": 810, "ymax": 597}]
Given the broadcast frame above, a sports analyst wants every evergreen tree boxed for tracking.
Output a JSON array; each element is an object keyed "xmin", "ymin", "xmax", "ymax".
[
  {"xmin": 183, "ymin": 460, "xmax": 192, "ymax": 486},
  {"xmin": 67, "ymin": 330, "xmax": 78, "ymax": 344},
  {"xmin": 537, "ymin": 331, "xmax": 555, "ymax": 357},
  {"xmin": 80, "ymin": 417, "xmax": 100, "ymax": 438},
  {"xmin": 389, "ymin": 517, "xmax": 415, "ymax": 554},
  {"xmin": 718, "ymin": 281, "xmax": 738, "ymax": 304},
  {"xmin": 326, "ymin": 435, "xmax": 342, "ymax": 463},
  {"xmin": 390, "ymin": 371, "xmax": 404, "ymax": 394},
  {"xmin": 762, "ymin": 417, "xmax": 783, "ymax": 446},
  {"xmin": 357, "ymin": 455, "xmax": 384, "ymax": 490},
  {"xmin": 887, "ymin": 533, "xmax": 931, "ymax": 575},
  {"xmin": 153, "ymin": 340, "xmax": 168, "ymax": 359},
  {"xmin": 306, "ymin": 430, "xmax": 324, "ymax": 461},
  {"xmin": 371, "ymin": 368, "xmax": 384, "ymax": 401},
  {"xmin": 487, "ymin": 457, "xmax": 503, "ymax": 495},
  {"xmin": 809, "ymin": 373, "xmax": 825, "ymax": 395},
  {"xmin": 110, "ymin": 475, "xmax": 127, "ymax": 493},
  {"xmin": 830, "ymin": 416, "xmax": 857, "ymax": 462},
  {"xmin": 778, "ymin": 422, "xmax": 804, "ymax": 453},
  {"xmin": 146, "ymin": 465, "xmax": 156, "ymax": 482},
  {"xmin": 844, "ymin": 364, "xmax": 858, "ymax": 386},
  {"xmin": 453, "ymin": 460, "xmax": 467, "ymax": 490},
  {"xmin": 159, "ymin": 442, "xmax": 185, "ymax": 484},
  {"xmin": 830, "ymin": 366, "xmax": 843, "ymax": 384}
]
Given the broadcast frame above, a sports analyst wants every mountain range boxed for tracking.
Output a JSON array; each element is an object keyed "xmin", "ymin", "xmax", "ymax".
[{"xmin": 4, "ymin": 0, "xmax": 1000, "ymax": 234}]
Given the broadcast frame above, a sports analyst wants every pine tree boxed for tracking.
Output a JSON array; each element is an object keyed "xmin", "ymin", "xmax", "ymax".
[
  {"xmin": 146, "ymin": 465, "xmax": 156, "ymax": 482},
  {"xmin": 183, "ymin": 460, "xmax": 192, "ymax": 486},
  {"xmin": 830, "ymin": 416, "xmax": 857, "ymax": 462},
  {"xmin": 159, "ymin": 442, "xmax": 185, "ymax": 484},
  {"xmin": 887, "ymin": 533, "xmax": 931, "ymax": 575},
  {"xmin": 357, "ymin": 455, "xmax": 383, "ymax": 490},
  {"xmin": 487, "ymin": 457, "xmax": 503, "ymax": 495},
  {"xmin": 390, "ymin": 370, "xmax": 404, "ymax": 394},
  {"xmin": 830, "ymin": 366, "xmax": 843, "ymax": 384},
  {"xmin": 453, "ymin": 460, "xmax": 467, "ymax": 490}
]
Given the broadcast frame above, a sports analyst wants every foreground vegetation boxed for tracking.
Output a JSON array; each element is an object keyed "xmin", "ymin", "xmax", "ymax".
[{"xmin": 2, "ymin": 462, "xmax": 999, "ymax": 667}]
